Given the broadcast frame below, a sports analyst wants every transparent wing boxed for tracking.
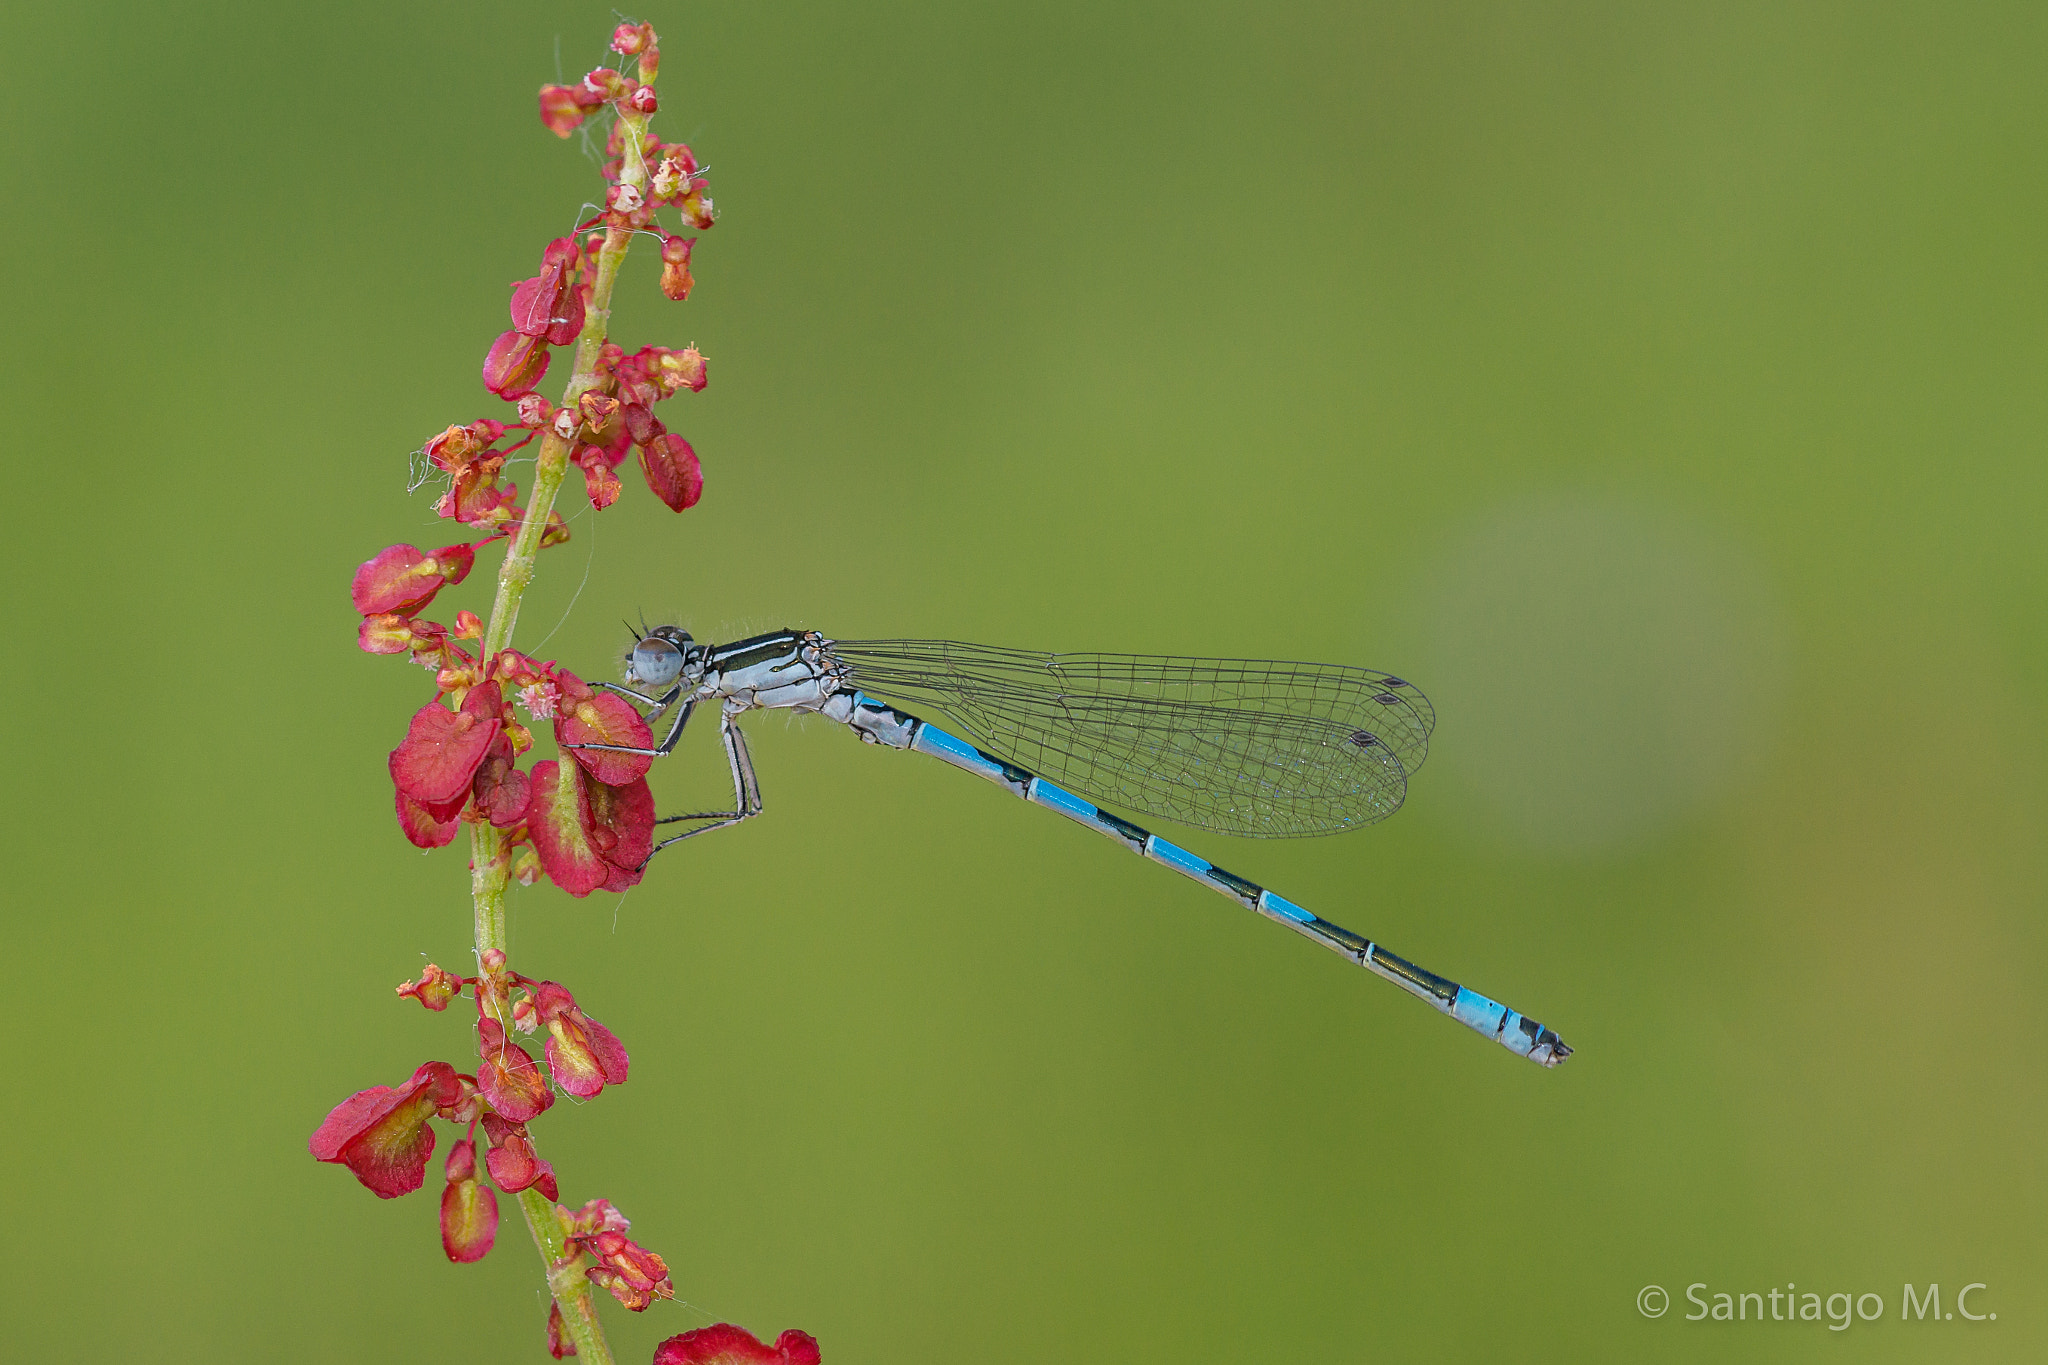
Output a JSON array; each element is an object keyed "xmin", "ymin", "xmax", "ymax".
[{"xmin": 828, "ymin": 639, "xmax": 1435, "ymax": 838}]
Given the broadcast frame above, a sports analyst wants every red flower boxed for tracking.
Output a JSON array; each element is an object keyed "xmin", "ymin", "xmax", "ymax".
[
  {"xmin": 351, "ymin": 542, "xmax": 477, "ymax": 617},
  {"xmin": 424, "ymin": 420, "xmax": 506, "ymax": 471},
  {"xmin": 476, "ymin": 1015, "xmax": 553, "ymax": 1122},
  {"xmin": 531, "ymin": 981, "xmax": 629, "ymax": 1098},
  {"xmin": 612, "ymin": 22, "xmax": 656, "ymax": 56},
  {"xmin": 309, "ymin": 1061, "xmax": 461, "ymax": 1198},
  {"xmin": 652, "ymin": 1325, "xmax": 822, "ymax": 1365},
  {"xmin": 440, "ymin": 1136, "xmax": 499, "ymax": 1262}
]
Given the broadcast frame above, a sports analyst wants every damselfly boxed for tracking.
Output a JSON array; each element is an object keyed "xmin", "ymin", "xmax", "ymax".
[{"xmin": 575, "ymin": 628, "xmax": 1571, "ymax": 1066}]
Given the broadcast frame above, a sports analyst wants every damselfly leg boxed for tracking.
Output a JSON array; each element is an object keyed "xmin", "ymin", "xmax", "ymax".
[
  {"xmin": 644, "ymin": 713, "xmax": 764, "ymax": 857},
  {"xmin": 571, "ymin": 691, "xmax": 762, "ymax": 863},
  {"xmin": 591, "ymin": 682, "xmax": 696, "ymax": 758}
]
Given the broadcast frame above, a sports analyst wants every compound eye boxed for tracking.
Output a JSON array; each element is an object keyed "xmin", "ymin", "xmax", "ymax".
[{"xmin": 629, "ymin": 636, "xmax": 685, "ymax": 686}]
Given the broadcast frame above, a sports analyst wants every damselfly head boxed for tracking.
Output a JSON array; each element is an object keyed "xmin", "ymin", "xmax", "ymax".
[{"xmin": 626, "ymin": 625, "xmax": 696, "ymax": 687}]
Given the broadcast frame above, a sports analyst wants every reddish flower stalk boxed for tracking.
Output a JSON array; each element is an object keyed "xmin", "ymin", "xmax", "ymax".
[{"xmin": 311, "ymin": 24, "xmax": 820, "ymax": 1364}]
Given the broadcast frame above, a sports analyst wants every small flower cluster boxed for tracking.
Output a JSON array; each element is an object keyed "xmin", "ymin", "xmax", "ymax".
[
  {"xmin": 481, "ymin": 291, "xmax": 710, "ymax": 514},
  {"xmin": 365, "ymin": 642, "xmax": 659, "ymax": 895},
  {"xmin": 311, "ymin": 956, "xmax": 629, "ymax": 1267}
]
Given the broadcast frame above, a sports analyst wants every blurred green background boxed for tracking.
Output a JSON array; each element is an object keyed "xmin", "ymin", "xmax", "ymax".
[{"xmin": 5, "ymin": 2, "xmax": 2044, "ymax": 1360}]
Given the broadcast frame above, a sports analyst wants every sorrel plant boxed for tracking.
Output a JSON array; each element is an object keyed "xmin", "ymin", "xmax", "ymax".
[{"xmin": 312, "ymin": 25, "xmax": 818, "ymax": 1365}]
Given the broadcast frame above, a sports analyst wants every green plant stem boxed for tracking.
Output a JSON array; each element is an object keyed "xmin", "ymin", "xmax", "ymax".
[
  {"xmin": 521, "ymin": 1185, "xmax": 613, "ymax": 1361},
  {"xmin": 463, "ymin": 104, "xmax": 657, "ymax": 1365}
]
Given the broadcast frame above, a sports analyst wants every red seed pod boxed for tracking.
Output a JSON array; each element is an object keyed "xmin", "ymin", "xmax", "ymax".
[
  {"xmin": 475, "ymin": 1016, "xmax": 552, "ymax": 1122},
  {"xmin": 652, "ymin": 1326, "xmax": 821, "ymax": 1365},
  {"xmin": 482, "ymin": 330, "xmax": 552, "ymax": 399},
  {"xmin": 619, "ymin": 404, "xmax": 660, "ymax": 447},
  {"xmin": 390, "ymin": 692, "xmax": 503, "ymax": 807},
  {"xmin": 440, "ymin": 1137, "xmax": 498, "ymax": 1263},
  {"xmin": 473, "ymin": 735, "xmax": 533, "ymax": 829},
  {"xmin": 395, "ymin": 787, "xmax": 465, "ymax": 849},
  {"xmin": 509, "ymin": 261, "xmax": 568, "ymax": 339},
  {"xmin": 539, "ymin": 82, "xmax": 605, "ymax": 137},
  {"xmin": 579, "ymin": 460, "xmax": 623, "ymax": 511},
  {"xmin": 571, "ymin": 442, "xmax": 629, "ymax": 511},
  {"xmin": 526, "ymin": 759, "xmax": 611, "ymax": 897},
  {"xmin": 626, "ymin": 85, "xmax": 657, "ymax": 115},
  {"xmin": 557, "ymin": 689, "xmax": 654, "ymax": 785},
  {"xmin": 638, "ymin": 433, "xmax": 703, "ymax": 512},
  {"xmin": 351, "ymin": 542, "xmax": 473, "ymax": 617},
  {"xmin": 308, "ymin": 1061, "xmax": 462, "ymax": 1199},
  {"xmin": 581, "ymin": 776, "xmax": 655, "ymax": 880},
  {"xmin": 481, "ymin": 1113, "xmax": 559, "ymax": 1199},
  {"xmin": 582, "ymin": 1229, "xmax": 673, "ymax": 1311},
  {"xmin": 548, "ymin": 284, "xmax": 588, "ymax": 347},
  {"xmin": 359, "ymin": 613, "xmax": 414, "ymax": 654}
]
